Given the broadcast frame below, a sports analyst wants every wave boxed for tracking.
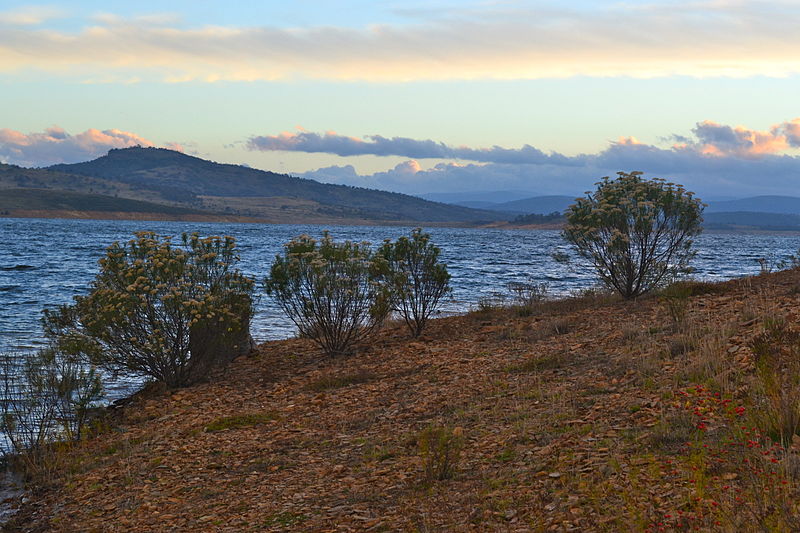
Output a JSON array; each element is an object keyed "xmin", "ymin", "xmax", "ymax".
[{"xmin": 0, "ymin": 265, "xmax": 35, "ymax": 271}]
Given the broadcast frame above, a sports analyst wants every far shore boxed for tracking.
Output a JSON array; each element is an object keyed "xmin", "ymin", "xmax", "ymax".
[{"xmin": 3, "ymin": 211, "xmax": 800, "ymax": 234}]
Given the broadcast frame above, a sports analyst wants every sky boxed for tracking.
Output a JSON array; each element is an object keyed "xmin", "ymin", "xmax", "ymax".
[{"xmin": 1, "ymin": 0, "xmax": 800, "ymax": 200}]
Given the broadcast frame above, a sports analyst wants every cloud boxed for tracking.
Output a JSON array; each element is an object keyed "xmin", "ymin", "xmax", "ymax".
[
  {"xmin": 250, "ymin": 118, "xmax": 800, "ymax": 165},
  {"xmin": 0, "ymin": 126, "xmax": 155, "ymax": 167},
  {"xmin": 776, "ymin": 119, "xmax": 800, "ymax": 148},
  {"xmin": 0, "ymin": 6, "xmax": 63, "ymax": 26},
  {"xmin": 4, "ymin": 2, "xmax": 800, "ymax": 81},
  {"xmin": 299, "ymin": 118, "xmax": 800, "ymax": 198},
  {"xmin": 248, "ymin": 131, "xmax": 575, "ymax": 165}
]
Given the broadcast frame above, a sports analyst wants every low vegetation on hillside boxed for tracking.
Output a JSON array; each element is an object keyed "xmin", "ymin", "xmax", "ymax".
[
  {"xmin": 5, "ymin": 174, "xmax": 800, "ymax": 531},
  {"xmin": 5, "ymin": 266, "xmax": 800, "ymax": 531}
]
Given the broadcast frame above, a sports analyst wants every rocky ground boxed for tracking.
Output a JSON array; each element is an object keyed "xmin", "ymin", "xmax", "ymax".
[{"xmin": 6, "ymin": 268, "xmax": 800, "ymax": 532}]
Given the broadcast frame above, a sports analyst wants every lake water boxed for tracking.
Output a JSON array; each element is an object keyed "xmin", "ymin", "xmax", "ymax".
[{"xmin": 2, "ymin": 218, "xmax": 800, "ymax": 358}]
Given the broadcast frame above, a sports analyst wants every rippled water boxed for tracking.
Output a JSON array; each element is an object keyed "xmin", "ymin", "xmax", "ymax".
[{"xmin": 1, "ymin": 218, "xmax": 799, "ymax": 356}]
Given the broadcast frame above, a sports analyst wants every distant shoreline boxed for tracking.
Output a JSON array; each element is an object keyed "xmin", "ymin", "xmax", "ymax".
[
  {"xmin": 3, "ymin": 212, "xmax": 800, "ymax": 234},
  {"xmin": 0, "ymin": 211, "xmax": 513, "ymax": 229}
]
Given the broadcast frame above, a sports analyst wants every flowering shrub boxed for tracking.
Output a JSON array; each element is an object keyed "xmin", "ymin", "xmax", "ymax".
[
  {"xmin": 264, "ymin": 232, "xmax": 392, "ymax": 356},
  {"xmin": 43, "ymin": 232, "xmax": 254, "ymax": 388},
  {"xmin": 563, "ymin": 171, "xmax": 704, "ymax": 299},
  {"xmin": 378, "ymin": 228, "xmax": 451, "ymax": 337},
  {"xmin": 649, "ymin": 385, "xmax": 800, "ymax": 532}
]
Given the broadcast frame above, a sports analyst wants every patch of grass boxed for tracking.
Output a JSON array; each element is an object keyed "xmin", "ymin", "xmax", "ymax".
[
  {"xmin": 649, "ymin": 410, "xmax": 697, "ymax": 453},
  {"xmin": 496, "ymin": 448, "xmax": 516, "ymax": 463},
  {"xmin": 363, "ymin": 443, "xmax": 397, "ymax": 463},
  {"xmin": 621, "ymin": 326, "xmax": 641, "ymax": 342},
  {"xmin": 204, "ymin": 411, "xmax": 279, "ymax": 432},
  {"xmin": 304, "ymin": 369, "xmax": 377, "ymax": 392},
  {"xmin": 667, "ymin": 336, "xmax": 696, "ymax": 356},
  {"xmin": 506, "ymin": 353, "xmax": 566, "ymax": 373},
  {"xmin": 545, "ymin": 318, "xmax": 571, "ymax": 336}
]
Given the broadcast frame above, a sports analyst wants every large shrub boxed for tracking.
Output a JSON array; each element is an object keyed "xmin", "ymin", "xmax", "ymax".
[
  {"xmin": 265, "ymin": 232, "xmax": 392, "ymax": 356},
  {"xmin": 43, "ymin": 232, "xmax": 254, "ymax": 388},
  {"xmin": 378, "ymin": 228, "xmax": 451, "ymax": 337},
  {"xmin": 563, "ymin": 171, "xmax": 703, "ymax": 299}
]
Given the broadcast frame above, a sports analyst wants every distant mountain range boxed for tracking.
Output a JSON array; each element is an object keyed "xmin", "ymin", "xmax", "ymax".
[
  {"xmin": 702, "ymin": 212, "xmax": 800, "ymax": 231},
  {"xmin": 0, "ymin": 147, "xmax": 502, "ymax": 224},
  {"xmin": 424, "ymin": 192, "xmax": 800, "ymax": 230}
]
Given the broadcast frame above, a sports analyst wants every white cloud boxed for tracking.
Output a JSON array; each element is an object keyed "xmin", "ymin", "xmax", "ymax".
[
  {"xmin": 0, "ymin": 126, "xmax": 155, "ymax": 167},
  {"xmin": 3, "ymin": 2, "xmax": 800, "ymax": 81},
  {"xmin": 0, "ymin": 5, "xmax": 63, "ymax": 26}
]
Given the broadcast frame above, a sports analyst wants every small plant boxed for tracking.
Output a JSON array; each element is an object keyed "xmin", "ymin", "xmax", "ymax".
[
  {"xmin": 204, "ymin": 412, "xmax": 278, "ymax": 432},
  {"xmin": 378, "ymin": 228, "xmax": 451, "ymax": 337},
  {"xmin": 563, "ymin": 171, "xmax": 704, "ymax": 299},
  {"xmin": 507, "ymin": 280, "xmax": 548, "ymax": 316},
  {"xmin": 418, "ymin": 425, "xmax": 464, "ymax": 483},
  {"xmin": 667, "ymin": 336, "xmax": 695, "ymax": 357},
  {"xmin": 42, "ymin": 232, "xmax": 255, "ymax": 388},
  {"xmin": 0, "ymin": 348, "xmax": 103, "ymax": 482},
  {"xmin": 659, "ymin": 282, "xmax": 693, "ymax": 329},
  {"xmin": 265, "ymin": 232, "xmax": 392, "ymax": 356},
  {"xmin": 506, "ymin": 353, "xmax": 567, "ymax": 373},
  {"xmin": 475, "ymin": 293, "xmax": 506, "ymax": 314}
]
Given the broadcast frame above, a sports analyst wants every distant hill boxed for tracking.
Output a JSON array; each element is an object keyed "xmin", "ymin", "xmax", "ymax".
[
  {"xmin": 491, "ymin": 195, "xmax": 575, "ymax": 214},
  {"xmin": 703, "ymin": 211, "xmax": 800, "ymax": 231},
  {"xmin": 706, "ymin": 196, "xmax": 800, "ymax": 215},
  {"xmin": 446, "ymin": 195, "xmax": 575, "ymax": 215},
  {"xmin": 420, "ymin": 190, "xmax": 536, "ymax": 204},
  {"xmin": 43, "ymin": 147, "xmax": 501, "ymax": 224}
]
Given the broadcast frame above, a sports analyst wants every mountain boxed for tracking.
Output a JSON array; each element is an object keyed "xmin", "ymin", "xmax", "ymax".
[
  {"xmin": 702, "ymin": 211, "xmax": 800, "ymax": 231},
  {"xmin": 420, "ymin": 190, "xmax": 537, "ymax": 204},
  {"xmin": 490, "ymin": 195, "xmax": 575, "ymax": 214},
  {"xmin": 0, "ymin": 147, "xmax": 504, "ymax": 224},
  {"xmin": 706, "ymin": 196, "xmax": 800, "ymax": 215},
  {"xmin": 446, "ymin": 195, "xmax": 576, "ymax": 215}
]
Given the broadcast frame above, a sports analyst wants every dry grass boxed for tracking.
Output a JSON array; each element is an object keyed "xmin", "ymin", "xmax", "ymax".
[
  {"xmin": 303, "ymin": 369, "xmax": 377, "ymax": 392},
  {"xmin": 12, "ymin": 267, "xmax": 800, "ymax": 532}
]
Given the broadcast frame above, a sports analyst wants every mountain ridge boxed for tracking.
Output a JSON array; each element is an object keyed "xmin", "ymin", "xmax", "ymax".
[{"xmin": 3, "ymin": 147, "xmax": 504, "ymax": 224}]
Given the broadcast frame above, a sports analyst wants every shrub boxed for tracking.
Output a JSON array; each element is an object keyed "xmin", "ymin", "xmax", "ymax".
[
  {"xmin": 378, "ymin": 228, "xmax": 451, "ymax": 337},
  {"xmin": 507, "ymin": 280, "xmax": 548, "ymax": 316},
  {"xmin": 563, "ymin": 171, "xmax": 704, "ymax": 299},
  {"xmin": 418, "ymin": 425, "xmax": 464, "ymax": 483},
  {"xmin": 264, "ymin": 232, "xmax": 392, "ymax": 356},
  {"xmin": 43, "ymin": 232, "xmax": 255, "ymax": 389},
  {"xmin": 0, "ymin": 348, "xmax": 103, "ymax": 481}
]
